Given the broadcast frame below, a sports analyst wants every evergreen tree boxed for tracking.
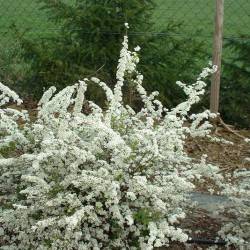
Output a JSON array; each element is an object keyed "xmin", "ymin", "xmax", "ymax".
[
  {"xmin": 220, "ymin": 38, "xmax": 250, "ymax": 128},
  {"xmin": 17, "ymin": 0, "xmax": 206, "ymax": 108}
]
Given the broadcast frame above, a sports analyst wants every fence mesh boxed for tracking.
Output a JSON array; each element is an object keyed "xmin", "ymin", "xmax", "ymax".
[
  {"xmin": 0, "ymin": 0, "xmax": 250, "ymax": 86},
  {"xmin": 1, "ymin": 0, "xmax": 249, "ymax": 39}
]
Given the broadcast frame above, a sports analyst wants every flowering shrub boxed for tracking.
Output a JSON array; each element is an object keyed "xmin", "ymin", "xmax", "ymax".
[
  {"xmin": 218, "ymin": 169, "xmax": 250, "ymax": 247},
  {"xmin": 0, "ymin": 27, "xmax": 249, "ymax": 249}
]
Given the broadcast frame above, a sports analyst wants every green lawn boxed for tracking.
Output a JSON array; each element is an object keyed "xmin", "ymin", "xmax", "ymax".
[
  {"xmin": 0, "ymin": 0, "xmax": 58, "ymax": 39},
  {"xmin": 0, "ymin": 0, "xmax": 249, "ymax": 82},
  {"xmin": 0, "ymin": 0, "xmax": 249, "ymax": 40},
  {"xmin": 153, "ymin": 0, "xmax": 250, "ymax": 38}
]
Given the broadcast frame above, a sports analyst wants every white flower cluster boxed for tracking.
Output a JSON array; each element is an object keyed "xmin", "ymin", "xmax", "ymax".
[
  {"xmin": 0, "ymin": 31, "xmax": 248, "ymax": 249},
  {"xmin": 218, "ymin": 170, "xmax": 250, "ymax": 248},
  {"xmin": 0, "ymin": 82, "xmax": 28, "ymax": 152},
  {"xmin": 0, "ymin": 82, "xmax": 22, "ymax": 106}
]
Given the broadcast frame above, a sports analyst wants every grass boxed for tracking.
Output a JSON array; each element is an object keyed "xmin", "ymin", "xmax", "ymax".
[
  {"xmin": 153, "ymin": 0, "xmax": 250, "ymax": 38},
  {"xmin": 0, "ymin": 0, "xmax": 57, "ymax": 39},
  {"xmin": 152, "ymin": 0, "xmax": 250, "ymax": 59},
  {"xmin": 0, "ymin": 0, "xmax": 250, "ymax": 83},
  {"xmin": 0, "ymin": 0, "xmax": 249, "ymax": 40}
]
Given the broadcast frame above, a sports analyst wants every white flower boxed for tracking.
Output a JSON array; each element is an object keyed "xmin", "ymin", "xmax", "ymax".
[
  {"xmin": 124, "ymin": 22, "xmax": 129, "ymax": 29},
  {"xmin": 126, "ymin": 191, "xmax": 136, "ymax": 201},
  {"xmin": 0, "ymin": 29, "xmax": 245, "ymax": 250},
  {"xmin": 0, "ymin": 81, "xmax": 22, "ymax": 106},
  {"xmin": 134, "ymin": 46, "xmax": 141, "ymax": 52}
]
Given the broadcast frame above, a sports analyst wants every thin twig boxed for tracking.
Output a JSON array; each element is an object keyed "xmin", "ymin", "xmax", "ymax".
[
  {"xmin": 86, "ymin": 64, "xmax": 106, "ymax": 78},
  {"xmin": 218, "ymin": 116, "xmax": 246, "ymax": 140}
]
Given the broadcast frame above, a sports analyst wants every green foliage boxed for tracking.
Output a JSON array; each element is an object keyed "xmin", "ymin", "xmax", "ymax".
[
  {"xmin": 0, "ymin": 141, "xmax": 16, "ymax": 158},
  {"xmin": 48, "ymin": 184, "xmax": 65, "ymax": 198},
  {"xmin": 15, "ymin": 0, "xmax": 206, "ymax": 108},
  {"xmin": 0, "ymin": 41, "xmax": 28, "ymax": 91},
  {"xmin": 220, "ymin": 38, "xmax": 250, "ymax": 128},
  {"xmin": 31, "ymin": 210, "xmax": 43, "ymax": 220},
  {"xmin": 133, "ymin": 208, "xmax": 162, "ymax": 225}
]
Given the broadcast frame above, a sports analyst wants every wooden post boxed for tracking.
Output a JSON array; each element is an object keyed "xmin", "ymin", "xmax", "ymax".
[{"xmin": 210, "ymin": 0, "xmax": 224, "ymax": 114}]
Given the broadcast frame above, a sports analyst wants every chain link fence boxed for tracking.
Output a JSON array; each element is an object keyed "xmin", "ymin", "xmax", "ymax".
[
  {"xmin": 1, "ymin": 0, "xmax": 249, "ymax": 39},
  {"xmin": 0, "ymin": 0, "xmax": 249, "ymax": 86},
  {"xmin": 154, "ymin": 0, "xmax": 250, "ymax": 39}
]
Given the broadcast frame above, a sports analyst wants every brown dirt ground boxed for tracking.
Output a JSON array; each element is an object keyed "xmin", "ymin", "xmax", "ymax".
[
  {"xmin": 185, "ymin": 127, "xmax": 250, "ymax": 174},
  {"xmin": 176, "ymin": 127, "xmax": 250, "ymax": 249}
]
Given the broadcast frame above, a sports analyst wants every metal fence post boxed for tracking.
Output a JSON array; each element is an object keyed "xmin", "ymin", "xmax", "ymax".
[{"xmin": 210, "ymin": 0, "xmax": 224, "ymax": 114}]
